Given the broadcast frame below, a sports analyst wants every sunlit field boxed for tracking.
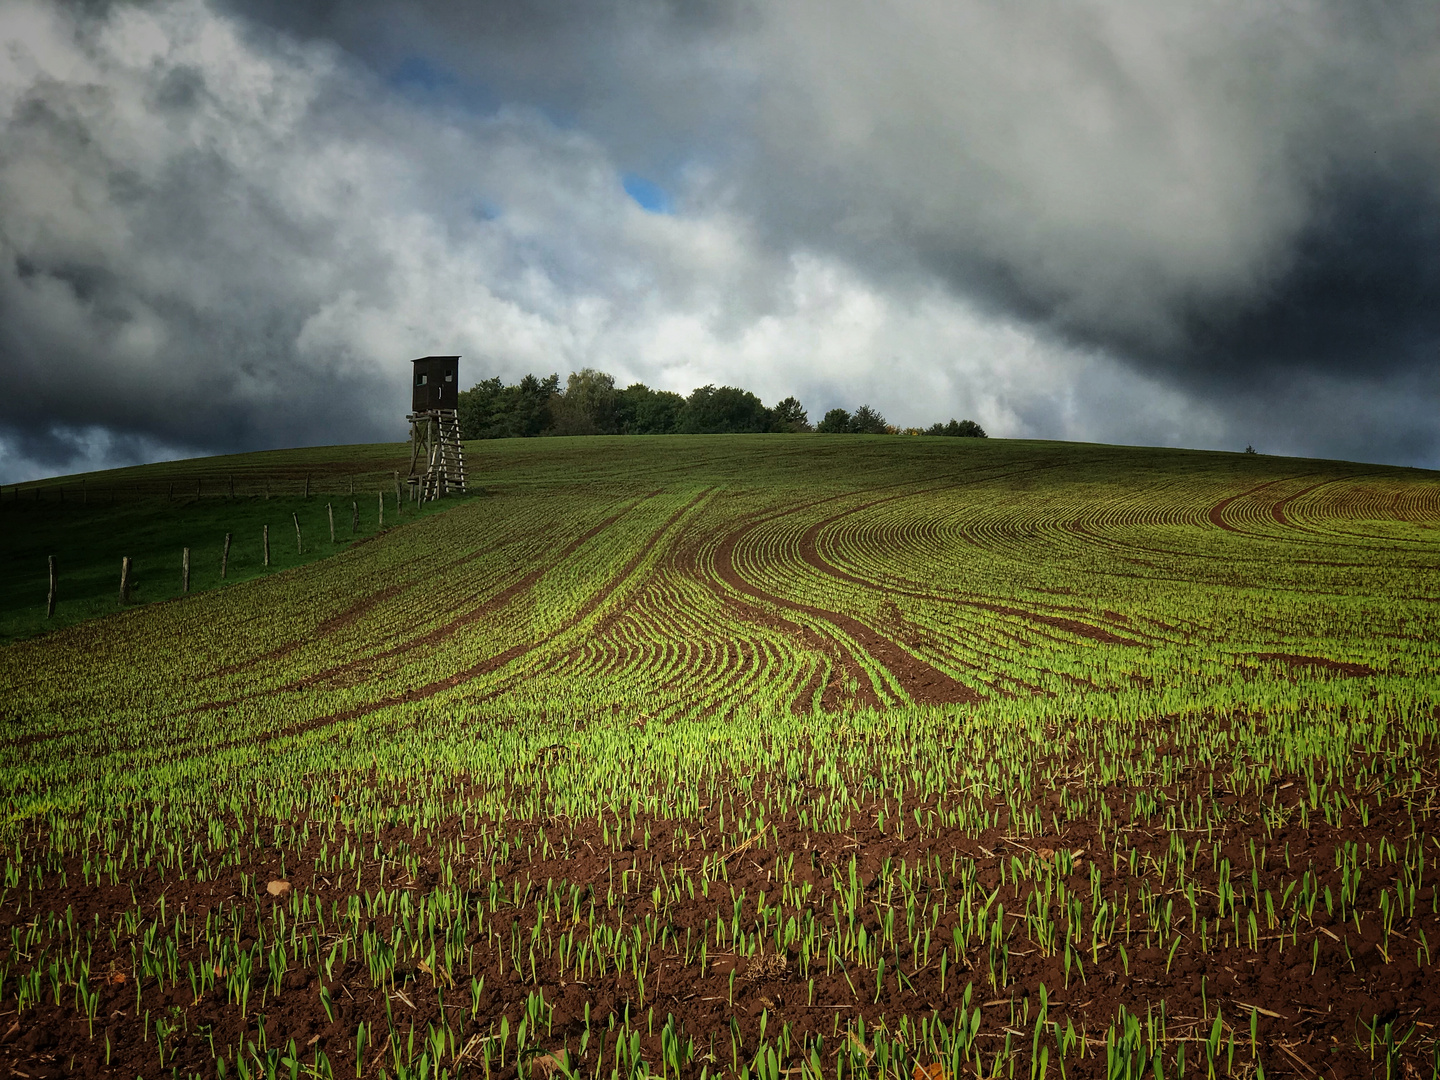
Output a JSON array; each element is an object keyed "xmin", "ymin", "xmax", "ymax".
[{"xmin": 2, "ymin": 435, "xmax": 1438, "ymax": 1079}]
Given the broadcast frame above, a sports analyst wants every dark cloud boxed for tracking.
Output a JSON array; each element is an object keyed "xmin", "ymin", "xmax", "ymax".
[
  {"xmin": 215, "ymin": 0, "xmax": 1440, "ymax": 463},
  {"xmin": 1, "ymin": 0, "xmax": 1436, "ymax": 481},
  {"xmin": 1179, "ymin": 174, "xmax": 1440, "ymax": 383}
]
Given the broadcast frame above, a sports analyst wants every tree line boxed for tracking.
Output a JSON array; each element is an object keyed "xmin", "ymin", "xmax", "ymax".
[{"xmin": 457, "ymin": 369, "xmax": 986, "ymax": 440}]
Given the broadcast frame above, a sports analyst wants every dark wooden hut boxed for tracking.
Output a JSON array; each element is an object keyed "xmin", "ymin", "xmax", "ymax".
[{"xmin": 411, "ymin": 356, "xmax": 460, "ymax": 413}]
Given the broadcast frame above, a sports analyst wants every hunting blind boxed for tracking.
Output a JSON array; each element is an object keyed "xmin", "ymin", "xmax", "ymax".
[{"xmin": 407, "ymin": 355, "xmax": 467, "ymax": 501}]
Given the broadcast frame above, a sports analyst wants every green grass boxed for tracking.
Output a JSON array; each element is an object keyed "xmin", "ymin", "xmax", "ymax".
[{"xmin": 0, "ymin": 442, "xmax": 470, "ymax": 643}]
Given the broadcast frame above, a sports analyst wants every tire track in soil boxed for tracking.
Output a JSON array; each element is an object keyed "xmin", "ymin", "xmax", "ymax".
[
  {"xmin": 1210, "ymin": 473, "xmax": 1386, "ymax": 551},
  {"xmin": 1270, "ymin": 478, "xmax": 1337, "ymax": 531},
  {"xmin": 712, "ymin": 524, "xmax": 978, "ymax": 707},
  {"xmin": 210, "ymin": 582, "xmax": 411, "ymax": 678},
  {"xmin": 665, "ymin": 474, "xmax": 991, "ymax": 713},
  {"xmin": 210, "ymin": 530, "xmax": 545, "ymax": 679},
  {"xmin": 662, "ymin": 531, "xmax": 882, "ymax": 714},
  {"xmin": 248, "ymin": 489, "xmax": 713, "ymax": 746},
  {"xmin": 796, "ymin": 501, "xmax": 1145, "ymax": 648},
  {"xmin": 188, "ymin": 496, "xmax": 659, "ymax": 715},
  {"xmin": 705, "ymin": 458, "xmax": 1120, "ymax": 707},
  {"xmin": 1268, "ymin": 474, "xmax": 1431, "ymax": 550},
  {"xmin": 1207, "ymin": 477, "xmax": 1318, "ymax": 533},
  {"xmin": 1250, "ymin": 652, "xmax": 1377, "ymax": 677}
]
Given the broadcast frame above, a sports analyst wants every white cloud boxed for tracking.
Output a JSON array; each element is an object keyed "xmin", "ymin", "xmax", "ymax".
[{"xmin": 1, "ymin": 0, "xmax": 1435, "ymax": 482}]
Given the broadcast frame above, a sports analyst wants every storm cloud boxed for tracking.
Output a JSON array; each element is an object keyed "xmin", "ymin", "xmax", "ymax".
[{"xmin": 1, "ymin": 0, "xmax": 1436, "ymax": 481}]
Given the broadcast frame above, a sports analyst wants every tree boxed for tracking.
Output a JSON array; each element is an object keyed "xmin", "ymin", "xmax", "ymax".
[
  {"xmin": 550, "ymin": 369, "xmax": 618, "ymax": 435},
  {"xmin": 678, "ymin": 384, "xmax": 771, "ymax": 433},
  {"xmin": 769, "ymin": 396, "xmax": 812, "ymax": 433},
  {"xmin": 457, "ymin": 373, "xmax": 560, "ymax": 439},
  {"xmin": 816, "ymin": 408, "xmax": 852, "ymax": 433},
  {"xmin": 925, "ymin": 418, "xmax": 988, "ymax": 438},
  {"xmin": 512, "ymin": 374, "xmax": 561, "ymax": 437},
  {"xmin": 457, "ymin": 376, "xmax": 506, "ymax": 441},
  {"xmin": 850, "ymin": 405, "xmax": 888, "ymax": 434},
  {"xmin": 616, "ymin": 383, "xmax": 685, "ymax": 434}
]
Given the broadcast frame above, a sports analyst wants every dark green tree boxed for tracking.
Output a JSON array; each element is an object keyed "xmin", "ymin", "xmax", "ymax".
[
  {"xmin": 457, "ymin": 376, "xmax": 505, "ymax": 440},
  {"xmin": 850, "ymin": 405, "xmax": 889, "ymax": 434},
  {"xmin": 616, "ymin": 383, "xmax": 685, "ymax": 434},
  {"xmin": 512, "ymin": 374, "xmax": 561, "ymax": 436},
  {"xmin": 769, "ymin": 396, "xmax": 812, "ymax": 433},
  {"xmin": 457, "ymin": 373, "xmax": 559, "ymax": 439},
  {"xmin": 816, "ymin": 408, "xmax": 852, "ymax": 433},
  {"xmin": 678, "ymin": 385, "xmax": 771, "ymax": 434},
  {"xmin": 925, "ymin": 418, "xmax": 988, "ymax": 438}
]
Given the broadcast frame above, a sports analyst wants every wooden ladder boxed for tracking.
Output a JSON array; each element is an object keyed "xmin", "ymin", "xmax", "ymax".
[{"xmin": 421, "ymin": 411, "xmax": 467, "ymax": 500}]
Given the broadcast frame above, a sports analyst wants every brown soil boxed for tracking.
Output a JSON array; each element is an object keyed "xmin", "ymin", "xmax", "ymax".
[
  {"xmin": 1207, "ymin": 480, "xmax": 1284, "ymax": 532},
  {"xmin": 239, "ymin": 493, "xmax": 711, "ymax": 745},
  {"xmin": 186, "ymin": 499, "xmax": 653, "ymax": 720},
  {"xmin": 1251, "ymin": 653, "xmax": 1378, "ymax": 678},
  {"xmin": 713, "ymin": 526, "xmax": 966, "ymax": 708},
  {"xmin": 3, "ymin": 763, "xmax": 1436, "ymax": 1079},
  {"xmin": 793, "ymin": 521, "xmax": 1140, "ymax": 649}
]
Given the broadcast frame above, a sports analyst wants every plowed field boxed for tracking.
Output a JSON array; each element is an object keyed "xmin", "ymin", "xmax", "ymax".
[{"xmin": 2, "ymin": 435, "xmax": 1438, "ymax": 1079}]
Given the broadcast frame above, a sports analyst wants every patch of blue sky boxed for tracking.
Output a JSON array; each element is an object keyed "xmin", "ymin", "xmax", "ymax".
[
  {"xmin": 390, "ymin": 56, "xmax": 454, "ymax": 93},
  {"xmin": 622, "ymin": 174, "xmax": 673, "ymax": 214},
  {"xmin": 388, "ymin": 56, "xmax": 505, "ymax": 116}
]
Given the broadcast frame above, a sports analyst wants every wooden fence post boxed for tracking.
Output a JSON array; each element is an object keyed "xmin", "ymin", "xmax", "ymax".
[
  {"xmin": 378, "ymin": 491, "xmax": 384, "ymax": 528},
  {"xmin": 47, "ymin": 556, "xmax": 56, "ymax": 618},
  {"xmin": 182, "ymin": 547, "xmax": 190, "ymax": 593},
  {"xmin": 304, "ymin": 475, "xmax": 310, "ymax": 500},
  {"xmin": 351, "ymin": 501, "xmax": 359, "ymax": 534},
  {"xmin": 293, "ymin": 512, "xmax": 303, "ymax": 554},
  {"xmin": 119, "ymin": 556, "xmax": 132, "ymax": 605},
  {"xmin": 327, "ymin": 503, "xmax": 335, "ymax": 543},
  {"xmin": 222, "ymin": 533, "xmax": 231, "ymax": 579},
  {"xmin": 394, "ymin": 471, "xmax": 401, "ymax": 511},
  {"xmin": 263, "ymin": 525, "xmax": 270, "ymax": 567}
]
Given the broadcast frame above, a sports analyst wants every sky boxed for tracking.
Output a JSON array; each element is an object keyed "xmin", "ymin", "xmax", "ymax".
[{"xmin": 0, "ymin": 0, "xmax": 1437, "ymax": 482}]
